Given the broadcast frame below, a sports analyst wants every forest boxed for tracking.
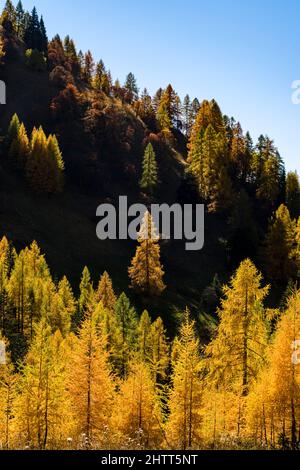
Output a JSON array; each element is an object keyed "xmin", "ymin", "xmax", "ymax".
[{"xmin": 0, "ymin": 0, "xmax": 300, "ymax": 451}]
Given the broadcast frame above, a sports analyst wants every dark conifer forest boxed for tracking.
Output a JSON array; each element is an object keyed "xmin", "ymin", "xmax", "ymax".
[{"xmin": 0, "ymin": 0, "xmax": 300, "ymax": 451}]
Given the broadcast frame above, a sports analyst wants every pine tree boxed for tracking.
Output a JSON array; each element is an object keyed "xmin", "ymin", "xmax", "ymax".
[
  {"xmin": 182, "ymin": 94, "xmax": 192, "ymax": 136},
  {"xmin": 252, "ymin": 136, "xmax": 284, "ymax": 210},
  {"xmin": 140, "ymin": 143, "xmax": 158, "ymax": 193},
  {"xmin": 189, "ymin": 122, "xmax": 232, "ymax": 212},
  {"xmin": 286, "ymin": 171, "xmax": 300, "ymax": 219},
  {"xmin": 112, "ymin": 361, "xmax": 163, "ymax": 449},
  {"xmin": 114, "ymin": 293, "xmax": 138, "ymax": 378},
  {"xmin": 24, "ymin": 7, "xmax": 43, "ymax": 51},
  {"xmin": 166, "ymin": 310, "xmax": 203, "ymax": 450},
  {"xmin": 124, "ymin": 72, "xmax": 139, "ymax": 103},
  {"xmin": 67, "ymin": 311, "xmax": 115, "ymax": 448},
  {"xmin": 15, "ymin": 1, "xmax": 25, "ymax": 37},
  {"xmin": 230, "ymin": 122, "xmax": 249, "ymax": 183},
  {"xmin": 129, "ymin": 211, "xmax": 166, "ymax": 295},
  {"xmin": 93, "ymin": 60, "xmax": 105, "ymax": 91},
  {"xmin": 39, "ymin": 16, "xmax": 48, "ymax": 53},
  {"xmin": 263, "ymin": 204, "xmax": 297, "ymax": 283},
  {"xmin": 96, "ymin": 271, "xmax": 116, "ymax": 310}
]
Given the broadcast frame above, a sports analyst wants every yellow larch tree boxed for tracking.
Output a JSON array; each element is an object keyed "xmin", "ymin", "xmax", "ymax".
[
  {"xmin": 0, "ymin": 337, "xmax": 17, "ymax": 449},
  {"xmin": 166, "ymin": 310, "xmax": 203, "ymax": 450},
  {"xmin": 204, "ymin": 260, "xmax": 269, "ymax": 442},
  {"xmin": 128, "ymin": 211, "xmax": 166, "ymax": 295},
  {"xmin": 0, "ymin": 236, "xmax": 15, "ymax": 334},
  {"xmin": 67, "ymin": 309, "xmax": 115, "ymax": 448},
  {"xmin": 96, "ymin": 271, "xmax": 117, "ymax": 310},
  {"xmin": 9, "ymin": 122, "xmax": 30, "ymax": 170},
  {"xmin": 206, "ymin": 259, "xmax": 269, "ymax": 395},
  {"xmin": 111, "ymin": 360, "xmax": 164, "ymax": 449},
  {"xmin": 248, "ymin": 288, "xmax": 300, "ymax": 449},
  {"xmin": 14, "ymin": 322, "xmax": 71, "ymax": 449}
]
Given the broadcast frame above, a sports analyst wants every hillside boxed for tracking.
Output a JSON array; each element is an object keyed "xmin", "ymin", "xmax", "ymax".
[
  {"xmin": 1, "ymin": 4, "xmax": 297, "ymax": 334},
  {"xmin": 1, "ymin": 0, "xmax": 300, "ymax": 453},
  {"xmin": 0, "ymin": 17, "xmax": 232, "ymax": 337}
]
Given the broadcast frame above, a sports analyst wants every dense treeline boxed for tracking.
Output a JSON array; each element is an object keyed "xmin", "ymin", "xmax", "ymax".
[{"xmin": 0, "ymin": 237, "xmax": 300, "ymax": 450}]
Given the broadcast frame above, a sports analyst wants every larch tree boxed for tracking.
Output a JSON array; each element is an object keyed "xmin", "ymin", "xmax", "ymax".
[
  {"xmin": 78, "ymin": 266, "xmax": 93, "ymax": 319},
  {"xmin": 15, "ymin": 322, "xmax": 70, "ymax": 449},
  {"xmin": 46, "ymin": 134, "xmax": 64, "ymax": 193},
  {"xmin": 128, "ymin": 211, "xmax": 166, "ymax": 295},
  {"xmin": 139, "ymin": 143, "xmax": 158, "ymax": 193},
  {"xmin": 7, "ymin": 113, "xmax": 20, "ymax": 146},
  {"xmin": 26, "ymin": 127, "xmax": 64, "ymax": 194},
  {"xmin": 166, "ymin": 310, "xmax": 203, "ymax": 450},
  {"xmin": 248, "ymin": 289, "xmax": 300, "ymax": 449},
  {"xmin": 0, "ymin": 338, "xmax": 16, "ymax": 450},
  {"xmin": 206, "ymin": 260, "xmax": 269, "ymax": 398},
  {"xmin": 67, "ymin": 310, "xmax": 115, "ymax": 448},
  {"xmin": 111, "ymin": 360, "xmax": 164, "ymax": 449},
  {"xmin": 263, "ymin": 204, "xmax": 297, "ymax": 283},
  {"xmin": 49, "ymin": 276, "xmax": 76, "ymax": 336},
  {"xmin": 7, "ymin": 241, "xmax": 52, "ymax": 336},
  {"xmin": 0, "ymin": 236, "xmax": 14, "ymax": 334},
  {"xmin": 82, "ymin": 50, "xmax": 94, "ymax": 84},
  {"xmin": 9, "ymin": 122, "xmax": 30, "ymax": 170},
  {"xmin": 157, "ymin": 84, "xmax": 178, "ymax": 134},
  {"xmin": 96, "ymin": 271, "xmax": 116, "ymax": 310}
]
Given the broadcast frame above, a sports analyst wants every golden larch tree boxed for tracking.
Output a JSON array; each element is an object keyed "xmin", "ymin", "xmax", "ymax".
[
  {"xmin": 128, "ymin": 211, "xmax": 165, "ymax": 295},
  {"xmin": 67, "ymin": 309, "xmax": 115, "ymax": 448},
  {"xmin": 166, "ymin": 310, "xmax": 203, "ymax": 450}
]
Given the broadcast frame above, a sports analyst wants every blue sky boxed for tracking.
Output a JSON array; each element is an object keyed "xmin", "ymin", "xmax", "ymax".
[{"xmin": 2, "ymin": 0, "xmax": 300, "ymax": 171}]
